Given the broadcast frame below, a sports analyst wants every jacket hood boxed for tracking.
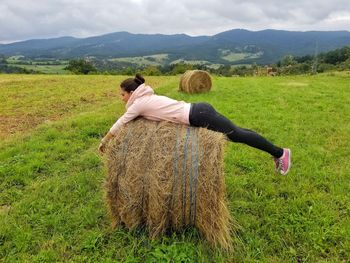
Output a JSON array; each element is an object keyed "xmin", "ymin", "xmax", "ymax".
[{"xmin": 126, "ymin": 84, "xmax": 154, "ymax": 108}]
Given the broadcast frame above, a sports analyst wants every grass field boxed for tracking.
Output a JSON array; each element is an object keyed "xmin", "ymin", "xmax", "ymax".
[
  {"xmin": 109, "ymin": 54, "xmax": 169, "ymax": 67},
  {"xmin": 0, "ymin": 73, "xmax": 349, "ymax": 262},
  {"xmin": 6, "ymin": 57, "xmax": 69, "ymax": 74},
  {"xmin": 219, "ymin": 49, "xmax": 263, "ymax": 62},
  {"xmin": 17, "ymin": 65, "xmax": 69, "ymax": 74}
]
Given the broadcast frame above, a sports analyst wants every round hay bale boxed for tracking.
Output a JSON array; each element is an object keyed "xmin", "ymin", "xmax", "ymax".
[
  {"xmin": 104, "ymin": 118, "xmax": 233, "ymax": 249},
  {"xmin": 179, "ymin": 70, "xmax": 212, "ymax": 93}
]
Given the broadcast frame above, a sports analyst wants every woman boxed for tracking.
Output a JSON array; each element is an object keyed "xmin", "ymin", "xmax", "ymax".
[{"xmin": 99, "ymin": 74, "xmax": 291, "ymax": 175}]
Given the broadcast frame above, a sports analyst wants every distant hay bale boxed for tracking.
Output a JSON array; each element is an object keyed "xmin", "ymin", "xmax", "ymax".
[
  {"xmin": 104, "ymin": 118, "xmax": 233, "ymax": 249},
  {"xmin": 179, "ymin": 70, "xmax": 212, "ymax": 93}
]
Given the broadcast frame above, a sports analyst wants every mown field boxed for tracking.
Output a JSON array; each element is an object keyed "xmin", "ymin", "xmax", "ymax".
[
  {"xmin": 6, "ymin": 57, "xmax": 69, "ymax": 74},
  {"xmin": 17, "ymin": 65, "xmax": 69, "ymax": 74},
  {"xmin": 0, "ymin": 73, "xmax": 349, "ymax": 262}
]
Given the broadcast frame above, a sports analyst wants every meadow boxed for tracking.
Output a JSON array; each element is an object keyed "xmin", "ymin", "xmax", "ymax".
[
  {"xmin": 6, "ymin": 57, "xmax": 69, "ymax": 74},
  {"xmin": 0, "ymin": 73, "xmax": 349, "ymax": 262},
  {"xmin": 17, "ymin": 65, "xmax": 69, "ymax": 74}
]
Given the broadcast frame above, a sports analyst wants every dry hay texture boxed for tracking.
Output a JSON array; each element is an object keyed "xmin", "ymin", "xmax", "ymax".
[
  {"xmin": 179, "ymin": 70, "xmax": 212, "ymax": 93},
  {"xmin": 104, "ymin": 118, "xmax": 233, "ymax": 249}
]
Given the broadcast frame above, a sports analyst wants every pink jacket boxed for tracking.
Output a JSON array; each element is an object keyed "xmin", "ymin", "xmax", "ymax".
[{"xmin": 109, "ymin": 84, "xmax": 191, "ymax": 135}]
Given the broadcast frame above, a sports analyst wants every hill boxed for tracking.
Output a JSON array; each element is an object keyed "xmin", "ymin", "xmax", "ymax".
[{"xmin": 0, "ymin": 29, "xmax": 350, "ymax": 64}]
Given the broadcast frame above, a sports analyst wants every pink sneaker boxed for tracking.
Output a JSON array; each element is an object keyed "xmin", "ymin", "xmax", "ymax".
[{"xmin": 274, "ymin": 148, "xmax": 291, "ymax": 175}]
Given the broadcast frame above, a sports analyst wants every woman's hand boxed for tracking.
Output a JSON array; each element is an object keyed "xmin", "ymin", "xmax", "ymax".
[
  {"xmin": 98, "ymin": 142, "xmax": 106, "ymax": 155},
  {"xmin": 98, "ymin": 132, "xmax": 114, "ymax": 155}
]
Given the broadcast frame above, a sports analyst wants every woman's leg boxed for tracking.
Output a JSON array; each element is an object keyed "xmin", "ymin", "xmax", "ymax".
[{"xmin": 189, "ymin": 103, "xmax": 284, "ymax": 158}]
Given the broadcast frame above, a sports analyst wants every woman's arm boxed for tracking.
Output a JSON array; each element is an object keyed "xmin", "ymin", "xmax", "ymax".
[
  {"xmin": 109, "ymin": 103, "xmax": 141, "ymax": 135},
  {"xmin": 99, "ymin": 103, "xmax": 141, "ymax": 154}
]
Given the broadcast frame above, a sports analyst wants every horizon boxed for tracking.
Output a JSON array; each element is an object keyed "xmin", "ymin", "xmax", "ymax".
[{"xmin": 1, "ymin": 28, "xmax": 350, "ymax": 45}]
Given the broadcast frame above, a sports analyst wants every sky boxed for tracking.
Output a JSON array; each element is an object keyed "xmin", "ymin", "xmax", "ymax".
[{"xmin": 1, "ymin": 0, "xmax": 350, "ymax": 44}]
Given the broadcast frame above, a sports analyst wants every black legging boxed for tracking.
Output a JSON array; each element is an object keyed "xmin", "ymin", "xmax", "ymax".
[{"xmin": 189, "ymin": 103, "xmax": 283, "ymax": 158}]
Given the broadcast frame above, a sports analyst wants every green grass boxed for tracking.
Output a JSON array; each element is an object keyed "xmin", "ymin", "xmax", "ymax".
[
  {"xmin": 7, "ymin": 64, "xmax": 68, "ymax": 74},
  {"xmin": 1, "ymin": 73, "xmax": 350, "ymax": 262},
  {"xmin": 6, "ymin": 58, "xmax": 69, "ymax": 74},
  {"xmin": 6, "ymin": 56, "xmax": 26, "ymax": 63},
  {"xmin": 109, "ymin": 54, "xmax": 169, "ymax": 66},
  {"xmin": 19, "ymin": 65, "xmax": 69, "ymax": 74},
  {"xmin": 170, "ymin": 59, "xmax": 211, "ymax": 65},
  {"xmin": 219, "ymin": 49, "xmax": 263, "ymax": 62},
  {"xmin": 0, "ymin": 74, "xmax": 171, "ymax": 139}
]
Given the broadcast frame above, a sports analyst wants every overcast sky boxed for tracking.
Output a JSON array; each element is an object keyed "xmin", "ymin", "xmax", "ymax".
[{"xmin": 1, "ymin": 0, "xmax": 350, "ymax": 44}]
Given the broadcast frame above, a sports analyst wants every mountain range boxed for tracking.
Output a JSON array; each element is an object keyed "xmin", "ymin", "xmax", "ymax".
[{"xmin": 1, "ymin": 29, "xmax": 350, "ymax": 65}]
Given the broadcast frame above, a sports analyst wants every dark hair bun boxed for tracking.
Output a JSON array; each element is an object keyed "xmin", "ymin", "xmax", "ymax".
[{"xmin": 134, "ymin": 73, "xmax": 145, "ymax": 85}]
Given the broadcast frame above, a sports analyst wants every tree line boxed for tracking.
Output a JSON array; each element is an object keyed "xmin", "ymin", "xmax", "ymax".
[
  {"xmin": 1, "ymin": 45, "xmax": 349, "ymax": 76},
  {"xmin": 64, "ymin": 45, "xmax": 350, "ymax": 76}
]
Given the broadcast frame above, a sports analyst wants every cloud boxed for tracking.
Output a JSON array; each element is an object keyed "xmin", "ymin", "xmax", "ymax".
[{"xmin": 1, "ymin": 0, "xmax": 349, "ymax": 43}]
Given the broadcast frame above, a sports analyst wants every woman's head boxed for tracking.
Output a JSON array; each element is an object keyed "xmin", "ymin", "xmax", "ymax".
[
  {"xmin": 120, "ymin": 73, "xmax": 145, "ymax": 103},
  {"xmin": 120, "ymin": 73, "xmax": 145, "ymax": 92}
]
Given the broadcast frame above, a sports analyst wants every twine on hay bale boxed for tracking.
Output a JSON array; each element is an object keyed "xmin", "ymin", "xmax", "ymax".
[
  {"xmin": 104, "ymin": 118, "xmax": 233, "ymax": 249},
  {"xmin": 179, "ymin": 70, "xmax": 212, "ymax": 93}
]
